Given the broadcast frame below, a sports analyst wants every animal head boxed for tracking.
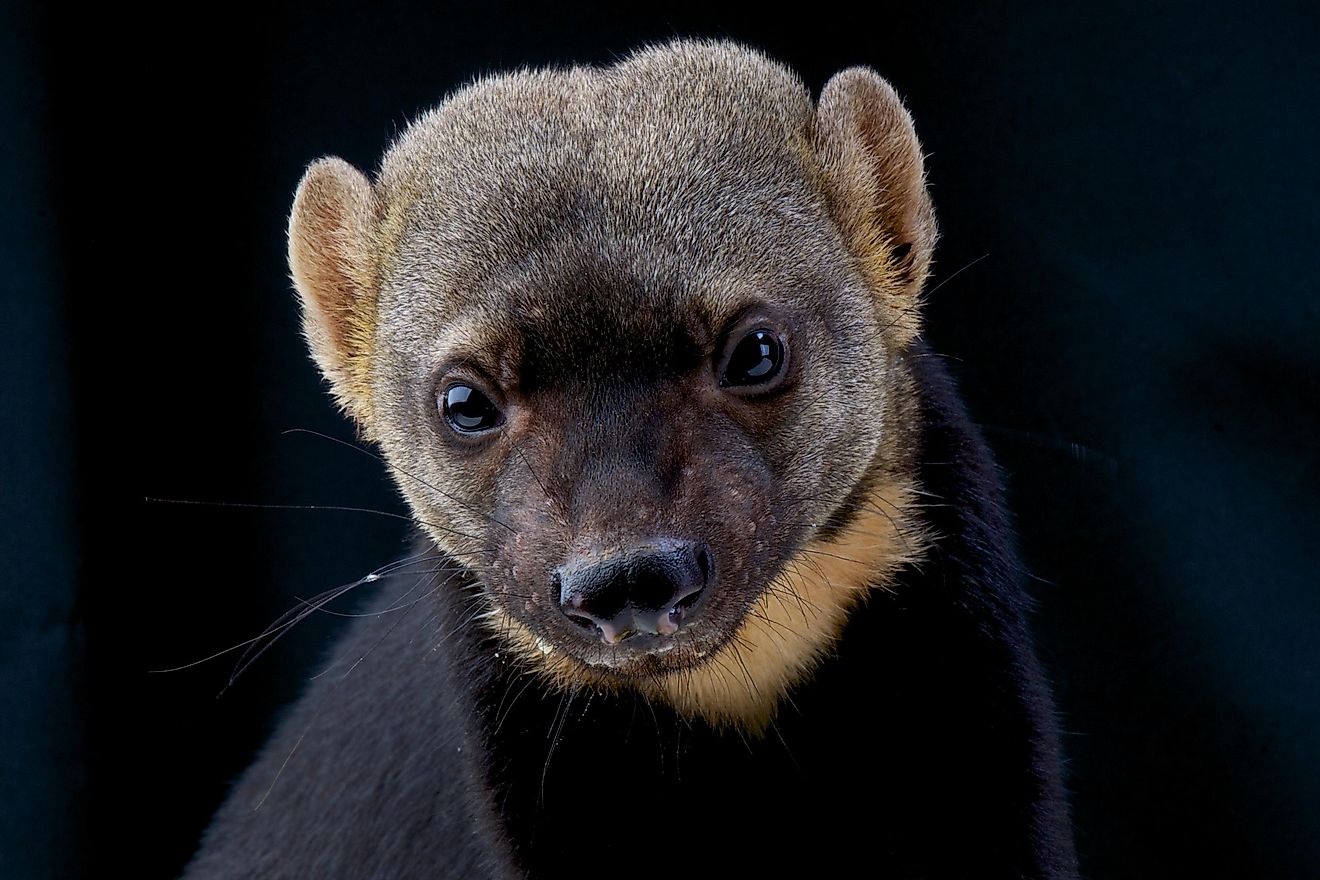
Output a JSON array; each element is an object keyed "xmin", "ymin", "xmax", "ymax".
[{"xmin": 289, "ymin": 40, "xmax": 935, "ymax": 731}]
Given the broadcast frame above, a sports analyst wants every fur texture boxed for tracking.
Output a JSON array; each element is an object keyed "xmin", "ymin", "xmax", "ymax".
[{"xmin": 184, "ymin": 39, "xmax": 1078, "ymax": 879}]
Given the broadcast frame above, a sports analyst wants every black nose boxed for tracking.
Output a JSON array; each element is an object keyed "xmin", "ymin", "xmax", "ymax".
[{"xmin": 555, "ymin": 541, "xmax": 711, "ymax": 644}]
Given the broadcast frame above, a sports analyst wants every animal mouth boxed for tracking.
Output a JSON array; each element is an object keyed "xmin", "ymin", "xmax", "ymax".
[
  {"xmin": 548, "ymin": 588, "xmax": 750, "ymax": 678},
  {"xmin": 567, "ymin": 629, "xmax": 710, "ymax": 673}
]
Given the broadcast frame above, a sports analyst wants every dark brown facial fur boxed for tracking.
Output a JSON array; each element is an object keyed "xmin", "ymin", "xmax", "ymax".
[{"xmin": 288, "ymin": 40, "xmax": 936, "ymax": 731}]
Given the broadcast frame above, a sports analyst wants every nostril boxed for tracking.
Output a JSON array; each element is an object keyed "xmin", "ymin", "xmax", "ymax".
[
  {"xmin": 676, "ymin": 587, "xmax": 704, "ymax": 611},
  {"xmin": 695, "ymin": 543, "xmax": 712, "ymax": 583},
  {"xmin": 564, "ymin": 611, "xmax": 596, "ymax": 632},
  {"xmin": 673, "ymin": 542, "xmax": 710, "ymax": 613}
]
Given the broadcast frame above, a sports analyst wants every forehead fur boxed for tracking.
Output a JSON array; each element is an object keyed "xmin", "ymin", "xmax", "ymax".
[{"xmin": 373, "ymin": 41, "xmax": 839, "ymax": 313}]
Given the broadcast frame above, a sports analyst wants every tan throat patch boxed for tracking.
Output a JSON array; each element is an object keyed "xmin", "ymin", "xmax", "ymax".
[{"xmin": 482, "ymin": 479, "xmax": 928, "ymax": 735}]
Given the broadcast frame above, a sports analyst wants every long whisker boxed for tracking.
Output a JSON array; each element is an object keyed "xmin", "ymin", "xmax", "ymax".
[
  {"xmin": 336, "ymin": 568, "xmax": 471, "ymax": 681},
  {"xmin": 296, "ymin": 560, "xmax": 479, "ymax": 618},
  {"xmin": 283, "ymin": 428, "xmax": 517, "ymax": 534},
  {"xmin": 143, "ymin": 496, "xmax": 493, "ymax": 549},
  {"xmin": 494, "ymin": 671, "xmax": 540, "ymax": 736},
  {"xmin": 923, "ymin": 252, "xmax": 991, "ymax": 299},
  {"xmin": 797, "ymin": 546, "xmax": 868, "ymax": 566},
  {"xmin": 849, "ymin": 253, "xmax": 991, "ymax": 352},
  {"xmin": 147, "ymin": 549, "xmax": 442, "ymax": 675},
  {"xmin": 540, "ymin": 687, "xmax": 576, "ymax": 805},
  {"xmin": 223, "ymin": 550, "xmax": 461, "ymax": 692},
  {"xmin": 221, "ymin": 584, "xmax": 368, "ymax": 694},
  {"xmin": 254, "ymin": 704, "xmax": 319, "ymax": 811},
  {"xmin": 503, "ymin": 429, "xmax": 559, "ymax": 515},
  {"xmin": 255, "ymin": 561, "xmax": 454, "ymax": 811}
]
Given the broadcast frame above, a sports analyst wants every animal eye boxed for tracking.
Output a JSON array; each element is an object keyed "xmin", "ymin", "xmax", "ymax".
[
  {"xmin": 721, "ymin": 329, "xmax": 784, "ymax": 388},
  {"xmin": 441, "ymin": 384, "xmax": 502, "ymax": 433}
]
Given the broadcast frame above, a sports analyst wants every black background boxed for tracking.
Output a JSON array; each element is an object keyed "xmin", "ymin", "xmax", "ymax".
[{"xmin": 4, "ymin": 1, "xmax": 1317, "ymax": 877}]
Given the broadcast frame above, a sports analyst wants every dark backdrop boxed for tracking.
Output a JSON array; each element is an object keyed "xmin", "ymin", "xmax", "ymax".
[{"xmin": 5, "ymin": 1, "xmax": 1317, "ymax": 877}]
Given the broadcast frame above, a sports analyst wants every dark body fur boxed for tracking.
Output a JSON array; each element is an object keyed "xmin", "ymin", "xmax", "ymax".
[{"xmin": 183, "ymin": 349, "xmax": 1077, "ymax": 879}]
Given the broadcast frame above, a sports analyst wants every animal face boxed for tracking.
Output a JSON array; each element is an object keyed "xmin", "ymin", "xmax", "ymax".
[{"xmin": 288, "ymin": 41, "xmax": 937, "ymax": 728}]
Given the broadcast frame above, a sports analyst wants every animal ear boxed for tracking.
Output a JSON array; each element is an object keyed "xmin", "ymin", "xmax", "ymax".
[
  {"xmin": 815, "ymin": 68, "xmax": 937, "ymax": 347},
  {"xmin": 288, "ymin": 157, "xmax": 379, "ymax": 428}
]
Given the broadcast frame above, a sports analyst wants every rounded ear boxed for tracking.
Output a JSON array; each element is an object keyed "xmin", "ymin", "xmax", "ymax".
[
  {"xmin": 814, "ymin": 68, "xmax": 937, "ymax": 346},
  {"xmin": 288, "ymin": 157, "xmax": 378, "ymax": 428}
]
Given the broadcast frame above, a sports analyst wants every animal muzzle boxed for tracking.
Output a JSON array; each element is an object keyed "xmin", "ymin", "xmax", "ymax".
[{"xmin": 554, "ymin": 540, "xmax": 711, "ymax": 645}]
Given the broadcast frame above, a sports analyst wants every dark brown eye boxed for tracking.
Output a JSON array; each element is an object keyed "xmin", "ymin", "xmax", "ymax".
[
  {"xmin": 721, "ymin": 329, "xmax": 784, "ymax": 388},
  {"xmin": 441, "ymin": 384, "xmax": 501, "ymax": 433}
]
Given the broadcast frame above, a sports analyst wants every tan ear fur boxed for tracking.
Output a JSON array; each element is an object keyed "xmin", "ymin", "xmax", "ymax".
[
  {"xmin": 288, "ymin": 157, "xmax": 379, "ymax": 428},
  {"xmin": 814, "ymin": 68, "xmax": 937, "ymax": 347}
]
